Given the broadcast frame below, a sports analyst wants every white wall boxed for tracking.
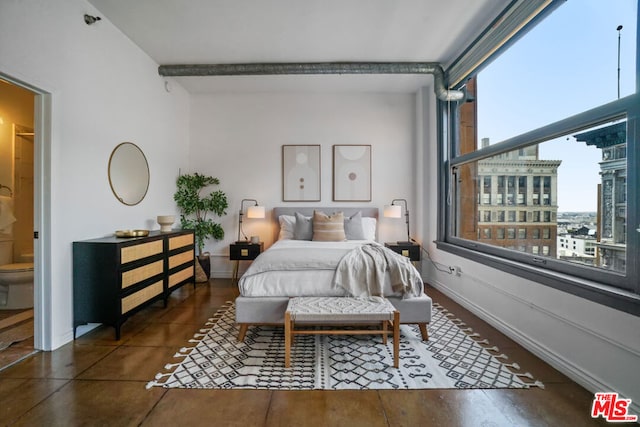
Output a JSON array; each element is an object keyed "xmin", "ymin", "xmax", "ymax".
[
  {"xmin": 190, "ymin": 92, "xmax": 416, "ymax": 276},
  {"xmin": 417, "ymin": 89, "xmax": 640, "ymax": 413},
  {"xmin": 0, "ymin": 0, "xmax": 190, "ymax": 349}
]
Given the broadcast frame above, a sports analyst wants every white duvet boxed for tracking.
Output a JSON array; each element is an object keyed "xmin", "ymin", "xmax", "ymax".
[{"xmin": 238, "ymin": 239, "xmax": 423, "ymax": 298}]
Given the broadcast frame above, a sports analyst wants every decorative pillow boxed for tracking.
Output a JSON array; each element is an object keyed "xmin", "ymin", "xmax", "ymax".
[
  {"xmin": 278, "ymin": 215, "xmax": 296, "ymax": 240},
  {"xmin": 312, "ymin": 211, "xmax": 346, "ymax": 241},
  {"xmin": 361, "ymin": 217, "xmax": 377, "ymax": 241},
  {"xmin": 344, "ymin": 211, "xmax": 365, "ymax": 240},
  {"xmin": 293, "ymin": 212, "xmax": 313, "ymax": 240}
]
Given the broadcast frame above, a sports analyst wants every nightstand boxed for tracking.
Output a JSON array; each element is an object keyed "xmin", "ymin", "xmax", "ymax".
[
  {"xmin": 385, "ymin": 242, "xmax": 421, "ymax": 262},
  {"xmin": 230, "ymin": 242, "xmax": 263, "ymax": 284}
]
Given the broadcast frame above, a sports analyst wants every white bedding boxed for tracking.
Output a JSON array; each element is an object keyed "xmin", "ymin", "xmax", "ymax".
[{"xmin": 238, "ymin": 240, "xmax": 422, "ymax": 298}]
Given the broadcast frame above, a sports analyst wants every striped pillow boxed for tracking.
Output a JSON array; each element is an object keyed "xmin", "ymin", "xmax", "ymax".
[{"xmin": 312, "ymin": 211, "xmax": 346, "ymax": 241}]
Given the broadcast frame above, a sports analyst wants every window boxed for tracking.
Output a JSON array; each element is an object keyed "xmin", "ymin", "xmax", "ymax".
[
  {"xmin": 542, "ymin": 177, "xmax": 551, "ymax": 206},
  {"xmin": 497, "ymin": 176, "xmax": 505, "ymax": 205},
  {"xmin": 438, "ymin": 0, "xmax": 639, "ymax": 315},
  {"xmin": 497, "ymin": 228, "xmax": 505, "ymax": 239},
  {"xmin": 518, "ymin": 211, "xmax": 527, "ymax": 222},
  {"xmin": 533, "ymin": 176, "xmax": 541, "ymax": 205},
  {"xmin": 507, "ymin": 176, "xmax": 516, "ymax": 205},
  {"xmin": 482, "ymin": 176, "xmax": 492, "ymax": 205},
  {"xmin": 517, "ymin": 176, "xmax": 527, "ymax": 205}
]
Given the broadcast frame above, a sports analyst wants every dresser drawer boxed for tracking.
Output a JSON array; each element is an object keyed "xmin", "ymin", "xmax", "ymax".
[
  {"xmin": 121, "ymin": 280, "xmax": 163, "ymax": 314},
  {"xmin": 169, "ymin": 250, "xmax": 193, "ymax": 269},
  {"xmin": 121, "ymin": 240, "xmax": 163, "ymax": 264},
  {"xmin": 121, "ymin": 260, "xmax": 163, "ymax": 289},
  {"xmin": 169, "ymin": 234, "xmax": 194, "ymax": 251},
  {"xmin": 168, "ymin": 266, "xmax": 193, "ymax": 289}
]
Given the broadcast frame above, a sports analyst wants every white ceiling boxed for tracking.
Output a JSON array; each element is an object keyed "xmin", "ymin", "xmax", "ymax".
[{"xmin": 88, "ymin": 0, "xmax": 509, "ymax": 93}]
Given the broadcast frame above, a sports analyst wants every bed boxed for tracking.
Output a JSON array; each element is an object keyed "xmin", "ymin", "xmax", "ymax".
[{"xmin": 234, "ymin": 207, "xmax": 432, "ymax": 341}]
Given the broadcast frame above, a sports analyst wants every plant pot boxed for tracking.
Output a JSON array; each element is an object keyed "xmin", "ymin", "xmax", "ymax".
[{"xmin": 197, "ymin": 254, "xmax": 211, "ymax": 279}]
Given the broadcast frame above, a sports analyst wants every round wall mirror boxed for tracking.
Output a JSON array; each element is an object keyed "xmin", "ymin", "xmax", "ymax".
[{"xmin": 108, "ymin": 142, "xmax": 150, "ymax": 206}]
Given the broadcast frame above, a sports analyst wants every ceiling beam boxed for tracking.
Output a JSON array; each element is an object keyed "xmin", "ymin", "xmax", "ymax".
[{"xmin": 158, "ymin": 62, "xmax": 464, "ymax": 101}]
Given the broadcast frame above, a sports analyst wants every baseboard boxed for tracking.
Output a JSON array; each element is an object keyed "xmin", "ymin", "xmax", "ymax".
[
  {"xmin": 430, "ymin": 278, "xmax": 640, "ymax": 416},
  {"xmin": 210, "ymin": 271, "xmax": 234, "ymax": 279}
]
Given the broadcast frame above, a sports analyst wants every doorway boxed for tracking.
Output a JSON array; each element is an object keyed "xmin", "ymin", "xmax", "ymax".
[{"xmin": 0, "ymin": 76, "xmax": 43, "ymax": 369}]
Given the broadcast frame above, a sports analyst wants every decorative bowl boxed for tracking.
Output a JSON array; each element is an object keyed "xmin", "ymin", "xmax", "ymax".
[
  {"xmin": 115, "ymin": 229, "xmax": 150, "ymax": 238},
  {"xmin": 157, "ymin": 215, "xmax": 176, "ymax": 232}
]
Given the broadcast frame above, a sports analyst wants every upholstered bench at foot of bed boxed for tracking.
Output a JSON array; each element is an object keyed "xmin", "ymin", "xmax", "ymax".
[
  {"xmin": 234, "ymin": 294, "xmax": 432, "ymax": 342},
  {"xmin": 285, "ymin": 297, "xmax": 400, "ymax": 368}
]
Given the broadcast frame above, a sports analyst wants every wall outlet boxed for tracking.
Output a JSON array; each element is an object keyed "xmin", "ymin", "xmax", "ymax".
[{"xmin": 454, "ymin": 266, "xmax": 462, "ymax": 276}]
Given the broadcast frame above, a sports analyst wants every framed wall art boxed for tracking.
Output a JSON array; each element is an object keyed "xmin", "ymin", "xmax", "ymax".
[
  {"xmin": 282, "ymin": 145, "xmax": 321, "ymax": 201},
  {"xmin": 332, "ymin": 145, "xmax": 371, "ymax": 202}
]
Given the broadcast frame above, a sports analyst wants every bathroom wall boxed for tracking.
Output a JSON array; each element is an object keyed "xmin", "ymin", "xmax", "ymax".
[
  {"xmin": 0, "ymin": 81, "xmax": 33, "ymax": 202},
  {"xmin": 0, "ymin": 81, "xmax": 34, "ymax": 260}
]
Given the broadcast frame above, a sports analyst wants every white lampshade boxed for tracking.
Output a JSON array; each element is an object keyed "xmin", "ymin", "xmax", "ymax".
[
  {"xmin": 384, "ymin": 205, "xmax": 402, "ymax": 218},
  {"xmin": 247, "ymin": 205, "xmax": 265, "ymax": 219}
]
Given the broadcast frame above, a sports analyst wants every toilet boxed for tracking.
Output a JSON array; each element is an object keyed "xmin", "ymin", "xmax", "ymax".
[{"xmin": 0, "ymin": 238, "xmax": 34, "ymax": 309}]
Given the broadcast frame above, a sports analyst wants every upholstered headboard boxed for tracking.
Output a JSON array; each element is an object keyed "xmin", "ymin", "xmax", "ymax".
[
  {"xmin": 272, "ymin": 207, "xmax": 379, "ymax": 241},
  {"xmin": 273, "ymin": 207, "xmax": 378, "ymax": 220}
]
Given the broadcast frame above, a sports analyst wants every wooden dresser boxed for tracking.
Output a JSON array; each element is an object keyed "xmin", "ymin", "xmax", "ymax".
[{"xmin": 73, "ymin": 230, "xmax": 195, "ymax": 339}]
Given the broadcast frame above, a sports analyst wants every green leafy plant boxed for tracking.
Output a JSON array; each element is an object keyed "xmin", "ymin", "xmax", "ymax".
[{"xmin": 174, "ymin": 173, "xmax": 228, "ymax": 255}]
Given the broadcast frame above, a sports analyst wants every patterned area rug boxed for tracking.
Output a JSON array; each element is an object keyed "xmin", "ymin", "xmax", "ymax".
[{"xmin": 147, "ymin": 302, "xmax": 543, "ymax": 390}]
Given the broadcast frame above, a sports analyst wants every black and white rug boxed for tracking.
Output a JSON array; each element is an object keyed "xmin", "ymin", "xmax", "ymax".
[{"xmin": 147, "ymin": 302, "xmax": 542, "ymax": 390}]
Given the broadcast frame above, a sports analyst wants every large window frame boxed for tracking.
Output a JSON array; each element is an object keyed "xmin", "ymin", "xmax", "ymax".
[{"xmin": 436, "ymin": 2, "xmax": 640, "ymax": 316}]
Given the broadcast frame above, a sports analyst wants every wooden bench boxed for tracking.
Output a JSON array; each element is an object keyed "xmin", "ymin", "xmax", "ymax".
[{"xmin": 284, "ymin": 296, "xmax": 400, "ymax": 368}]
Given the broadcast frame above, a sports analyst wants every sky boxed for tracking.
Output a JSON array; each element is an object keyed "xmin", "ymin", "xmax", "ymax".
[{"xmin": 476, "ymin": 0, "xmax": 637, "ymax": 212}]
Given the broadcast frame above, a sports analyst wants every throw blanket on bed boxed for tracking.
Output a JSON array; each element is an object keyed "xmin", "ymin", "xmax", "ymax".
[{"xmin": 333, "ymin": 243, "xmax": 423, "ymax": 299}]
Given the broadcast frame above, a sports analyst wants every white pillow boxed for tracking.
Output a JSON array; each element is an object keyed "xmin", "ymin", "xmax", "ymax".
[
  {"xmin": 361, "ymin": 217, "xmax": 377, "ymax": 241},
  {"xmin": 278, "ymin": 215, "xmax": 296, "ymax": 240}
]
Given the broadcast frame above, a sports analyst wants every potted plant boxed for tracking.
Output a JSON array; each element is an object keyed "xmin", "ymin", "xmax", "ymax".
[{"xmin": 174, "ymin": 173, "xmax": 228, "ymax": 278}]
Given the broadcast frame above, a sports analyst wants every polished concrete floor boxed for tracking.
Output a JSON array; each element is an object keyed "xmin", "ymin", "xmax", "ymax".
[{"xmin": 0, "ymin": 279, "xmax": 618, "ymax": 426}]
